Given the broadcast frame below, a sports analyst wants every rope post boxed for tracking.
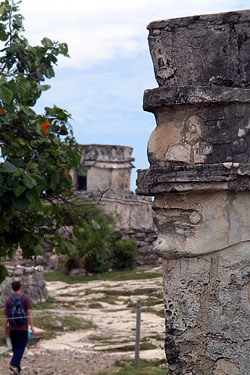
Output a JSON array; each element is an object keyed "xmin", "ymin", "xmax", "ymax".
[{"xmin": 134, "ymin": 299, "xmax": 141, "ymax": 369}]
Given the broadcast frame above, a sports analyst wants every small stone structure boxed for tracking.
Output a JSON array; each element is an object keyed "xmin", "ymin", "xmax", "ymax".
[
  {"xmin": 0, "ymin": 264, "xmax": 48, "ymax": 307},
  {"xmin": 137, "ymin": 10, "xmax": 250, "ymax": 375},
  {"xmin": 72, "ymin": 144, "xmax": 158, "ymax": 265},
  {"xmin": 71, "ymin": 144, "xmax": 135, "ymax": 193}
]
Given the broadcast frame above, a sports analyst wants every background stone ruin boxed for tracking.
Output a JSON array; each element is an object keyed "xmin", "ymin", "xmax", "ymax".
[
  {"xmin": 137, "ymin": 9, "xmax": 250, "ymax": 375},
  {"xmin": 71, "ymin": 144, "xmax": 158, "ymax": 265},
  {"xmin": 0, "ymin": 265, "xmax": 48, "ymax": 307},
  {"xmin": 72, "ymin": 144, "xmax": 135, "ymax": 193}
]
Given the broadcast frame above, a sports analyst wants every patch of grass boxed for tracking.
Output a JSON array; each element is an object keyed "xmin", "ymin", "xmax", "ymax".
[
  {"xmin": 96, "ymin": 358, "xmax": 168, "ymax": 375},
  {"xmin": 44, "ymin": 269, "xmax": 161, "ymax": 284},
  {"xmin": 44, "ymin": 270, "xmax": 85, "ymax": 284},
  {"xmin": 60, "ymin": 315, "xmax": 95, "ymax": 330},
  {"xmin": 92, "ymin": 295, "xmax": 118, "ymax": 305},
  {"xmin": 99, "ymin": 342, "xmax": 157, "ymax": 352},
  {"xmin": 127, "ymin": 297, "xmax": 162, "ymax": 309},
  {"xmin": 141, "ymin": 307, "xmax": 164, "ymax": 318},
  {"xmin": 140, "ymin": 342, "xmax": 157, "ymax": 350},
  {"xmin": 115, "ymin": 359, "xmax": 167, "ymax": 369},
  {"xmin": 63, "ymin": 301, "xmax": 77, "ymax": 308},
  {"xmin": 87, "ymin": 334, "xmax": 132, "ymax": 345},
  {"xmin": 142, "ymin": 298, "xmax": 163, "ymax": 307},
  {"xmin": 129, "ymin": 304, "xmax": 164, "ymax": 318},
  {"xmin": 88, "ymin": 334, "xmax": 113, "ymax": 342},
  {"xmin": 75, "ymin": 304, "xmax": 85, "ymax": 309},
  {"xmin": 143, "ymin": 334, "xmax": 164, "ymax": 342},
  {"xmin": 88, "ymin": 302, "xmax": 103, "ymax": 309},
  {"xmin": 33, "ymin": 296, "xmax": 56, "ymax": 310},
  {"xmin": 105, "ymin": 308, "xmax": 128, "ymax": 312},
  {"xmin": 28, "ymin": 313, "xmax": 96, "ymax": 343},
  {"xmin": 84, "ymin": 288, "xmax": 160, "ymax": 298},
  {"xmin": 84, "ymin": 291, "xmax": 118, "ymax": 305}
]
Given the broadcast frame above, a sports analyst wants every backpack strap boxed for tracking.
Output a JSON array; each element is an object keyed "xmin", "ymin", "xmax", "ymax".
[
  {"xmin": 10, "ymin": 293, "xmax": 24, "ymax": 303},
  {"xmin": 17, "ymin": 293, "xmax": 24, "ymax": 301}
]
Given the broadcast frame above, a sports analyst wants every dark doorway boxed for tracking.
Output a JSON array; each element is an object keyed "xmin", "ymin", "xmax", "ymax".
[{"xmin": 78, "ymin": 175, "xmax": 87, "ymax": 191}]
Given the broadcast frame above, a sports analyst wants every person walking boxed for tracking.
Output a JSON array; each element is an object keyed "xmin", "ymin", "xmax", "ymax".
[{"xmin": 3, "ymin": 281, "xmax": 35, "ymax": 375}]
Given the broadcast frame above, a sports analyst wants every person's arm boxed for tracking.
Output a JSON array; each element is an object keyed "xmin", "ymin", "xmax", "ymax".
[
  {"xmin": 3, "ymin": 314, "xmax": 9, "ymax": 338},
  {"xmin": 27, "ymin": 309, "xmax": 35, "ymax": 335}
]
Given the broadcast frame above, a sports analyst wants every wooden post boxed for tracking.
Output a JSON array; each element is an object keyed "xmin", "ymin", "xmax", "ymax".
[{"xmin": 134, "ymin": 299, "xmax": 141, "ymax": 368}]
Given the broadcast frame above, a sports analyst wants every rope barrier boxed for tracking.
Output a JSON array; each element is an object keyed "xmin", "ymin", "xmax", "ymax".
[{"xmin": 0, "ymin": 312, "xmax": 83, "ymax": 321}]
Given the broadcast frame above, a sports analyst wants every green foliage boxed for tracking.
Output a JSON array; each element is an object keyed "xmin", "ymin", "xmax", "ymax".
[
  {"xmin": 0, "ymin": 0, "xmax": 84, "ymax": 280},
  {"xmin": 64, "ymin": 202, "xmax": 120, "ymax": 274},
  {"xmin": 62, "ymin": 203, "xmax": 138, "ymax": 274},
  {"xmin": 44, "ymin": 268, "xmax": 161, "ymax": 284},
  {"xmin": 112, "ymin": 237, "xmax": 137, "ymax": 270},
  {"xmin": 97, "ymin": 358, "xmax": 168, "ymax": 375},
  {"xmin": 0, "ymin": 262, "xmax": 8, "ymax": 282}
]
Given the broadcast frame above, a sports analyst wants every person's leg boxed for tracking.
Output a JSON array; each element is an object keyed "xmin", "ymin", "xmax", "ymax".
[
  {"xmin": 10, "ymin": 330, "xmax": 19, "ymax": 373},
  {"xmin": 10, "ymin": 330, "xmax": 28, "ymax": 373}
]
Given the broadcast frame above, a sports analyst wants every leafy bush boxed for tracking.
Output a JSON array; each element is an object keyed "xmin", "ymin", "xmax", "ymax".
[
  {"xmin": 63, "ymin": 202, "xmax": 138, "ymax": 274},
  {"xmin": 112, "ymin": 237, "xmax": 137, "ymax": 271},
  {"xmin": 63, "ymin": 201, "xmax": 121, "ymax": 274}
]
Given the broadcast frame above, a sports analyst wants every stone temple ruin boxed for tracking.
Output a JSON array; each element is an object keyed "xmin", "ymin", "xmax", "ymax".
[
  {"xmin": 137, "ymin": 9, "xmax": 250, "ymax": 375},
  {"xmin": 71, "ymin": 144, "xmax": 158, "ymax": 265}
]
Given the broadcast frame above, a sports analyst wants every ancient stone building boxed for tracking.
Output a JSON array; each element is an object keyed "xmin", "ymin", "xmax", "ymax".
[
  {"xmin": 71, "ymin": 144, "xmax": 135, "ymax": 193},
  {"xmin": 137, "ymin": 10, "xmax": 250, "ymax": 375},
  {"xmin": 72, "ymin": 144, "xmax": 158, "ymax": 265}
]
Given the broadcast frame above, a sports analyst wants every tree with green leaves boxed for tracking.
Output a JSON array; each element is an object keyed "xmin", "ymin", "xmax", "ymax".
[{"xmin": 0, "ymin": 0, "xmax": 88, "ymax": 280}]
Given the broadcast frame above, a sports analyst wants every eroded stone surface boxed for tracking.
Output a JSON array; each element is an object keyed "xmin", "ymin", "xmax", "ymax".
[
  {"xmin": 162, "ymin": 251, "xmax": 249, "ymax": 375},
  {"xmin": 137, "ymin": 8, "xmax": 250, "ymax": 375},
  {"xmin": 0, "ymin": 265, "xmax": 48, "ymax": 307},
  {"xmin": 147, "ymin": 10, "xmax": 250, "ymax": 88},
  {"xmin": 153, "ymin": 191, "xmax": 250, "ymax": 258}
]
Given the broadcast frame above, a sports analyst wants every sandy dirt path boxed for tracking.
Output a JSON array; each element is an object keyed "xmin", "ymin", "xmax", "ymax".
[{"xmin": 0, "ymin": 268, "xmax": 166, "ymax": 375}]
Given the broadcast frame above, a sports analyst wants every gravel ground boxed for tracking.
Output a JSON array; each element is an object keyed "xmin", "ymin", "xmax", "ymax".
[
  {"xmin": 0, "ymin": 350, "xmax": 120, "ymax": 375},
  {"xmin": 0, "ymin": 267, "xmax": 165, "ymax": 375}
]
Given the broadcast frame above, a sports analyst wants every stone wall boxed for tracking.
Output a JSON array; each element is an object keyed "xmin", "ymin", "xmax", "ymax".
[
  {"xmin": 137, "ymin": 9, "xmax": 250, "ymax": 375},
  {"xmin": 0, "ymin": 264, "xmax": 48, "ymax": 307}
]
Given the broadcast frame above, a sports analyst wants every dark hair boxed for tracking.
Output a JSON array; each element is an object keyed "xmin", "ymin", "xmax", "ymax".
[{"xmin": 12, "ymin": 280, "xmax": 21, "ymax": 292}]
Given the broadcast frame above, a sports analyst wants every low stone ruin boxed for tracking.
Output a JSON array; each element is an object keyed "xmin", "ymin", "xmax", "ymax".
[
  {"xmin": 78, "ymin": 190, "xmax": 158, "ymax": 265},
  {"xmin": 137, "ymin": 9, "xmax": 250, "ymax": 375},
  {"xmin": 0, "ymin": 264, "xmax": 48, "ymax": 307}
]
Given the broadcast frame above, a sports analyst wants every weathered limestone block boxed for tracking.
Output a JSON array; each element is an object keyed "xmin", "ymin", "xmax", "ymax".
[
  {"xmin": 153, "ymin": 191, "xmax": 250, "ymax": 259},
  {"xmin": 137, "ymin": 91, "xmax": 250, "ymax": 195},
  {"xmin": 0, "ymin": 265, "xmax": 48, "ymax": 307},
  {"xmin": 163, "ymin": 250, "xmax": 249, "ymax": 375},
  {"xmin": 137, "ymin": 9, "xmax": 250, "ymax": 375},
  {"xmin": 147, "ymin": 10, "xmax": 250, "ymax": 88}
]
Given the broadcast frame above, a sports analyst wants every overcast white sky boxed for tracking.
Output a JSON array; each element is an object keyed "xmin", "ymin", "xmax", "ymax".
[{"xmin": 19, "ymin": 0, "xmax": 250, "ymax": 190}]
